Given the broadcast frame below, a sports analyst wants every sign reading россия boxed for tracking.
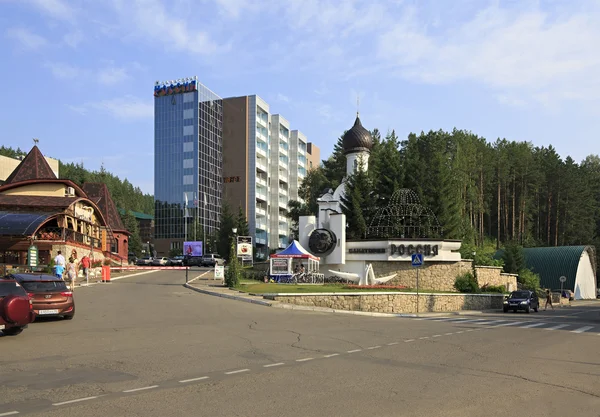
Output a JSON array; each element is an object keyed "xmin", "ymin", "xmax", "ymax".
[
  {"xmin": 348, "ymin": 244, "xmax": 440, "ymax": 257},
  {"xmin": 154, "ymin": 76, "xmax": 198, "ymax": 97}
]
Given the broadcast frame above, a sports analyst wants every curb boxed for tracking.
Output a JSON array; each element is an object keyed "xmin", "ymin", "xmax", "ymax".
[
  {"xmin": 183, "ymin": 283, "xmax": 273, "ymax": 307},
  {"xmin": 271, "ymin": 303, "xmax": 403, "ymax": 317}
]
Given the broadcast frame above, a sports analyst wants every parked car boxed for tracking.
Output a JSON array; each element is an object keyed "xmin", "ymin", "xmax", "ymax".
[
  {"xmin": 201, "ymin": 254, "xmax": 225, "ymax": 267},
  {"xmin": 151, "ymin": 257, "xmax": 169, "ymax": 266},
  {"xmin": 137, "ymin": 257, "xmax": 153, "ymax": 266},
  {"xmin": 168, "ymin": 256, "xmax": 184, "ymax": 266},
  {"xmin": 128, "ymin": 252, "xmax": 138, "ymax": 265},
  {"xmin": 6, "ymin": 273, "xmax": 75, "ymax": 320},
  {"xmin": 503, "ymin": 290, "xmax": 539, "ymax": 313},
  {"xmin": 183, "ymin": 256, "xmax": 203, "ymax": 267},
  {"xmin": 0, "ymin": 278, "xmax": 35, "ymax": 336}
]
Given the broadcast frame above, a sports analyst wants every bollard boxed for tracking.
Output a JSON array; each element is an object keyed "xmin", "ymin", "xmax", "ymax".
[
  {"xmin": 101, "ymin": 265, "xmax": 111, "ymax": 283},
  {"xmin": 185, "ymin": 267, "xmax": 189, "ymax": 283}
]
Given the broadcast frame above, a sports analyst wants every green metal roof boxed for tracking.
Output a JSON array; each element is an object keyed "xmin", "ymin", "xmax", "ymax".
[
  {"xmin": 495, "ymin": 246, "xmax": 597, "ymax": 290},
  {"xmin": 117, "ymin": 208, "xmax": 154, "ymax": 220}
]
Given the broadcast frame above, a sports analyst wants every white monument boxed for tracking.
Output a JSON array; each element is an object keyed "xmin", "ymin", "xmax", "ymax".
[{"xmin": 298, "ymin": 114, "xmax": 462, "ymax": 285}]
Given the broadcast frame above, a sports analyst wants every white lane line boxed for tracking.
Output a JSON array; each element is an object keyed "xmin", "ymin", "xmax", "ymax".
[
  {"xmin": 520, "ymin": 322, "xmax": 546, "ymax": 328},
  {"xmin": 477, "ymin": 320, "xmax": 503, "ymax": 325},
  {"xmin": 225, "ymin": 369, "xmax": 250, "ymax": 375},
  {"xmin": 296, "ymin": 358, "xmax": 314, "ymax": 362},
  {"xmin": 179, "ymin": 376, "xmax": 209, "ymax": 383},
  {"xmin": 123, "ymin": 385, "xmax": 159, "ymax": 393},
  {"xmin": 0, "ymin": 412, "xmax": 20, "ymax": 416},
  {"xmin": 53, "ymin": 396, "xmax": 99, "ymax": 406},
  {"xmin": 419, "ymin": 336, "xmax": 429, "ymax": 339},
  {"xmin": 465, "ymin": 329, "xmax": 475, "ymax": 332},
  {"xmin": 495, "ymin": 321, "xmax": 522, "ymax": 327},
  {"xmin": 387, "ymin": 342, "xmax": 399, "ymax": 346},
  {"xmin": 367, "ymin": 346, "xmax": 381, "ymax": 350},
  {"xmin": 432, "ymin": 334, "xmax": 442, "ymax": 338},
  {"xmin": 347, "ymin": 349, "xmax": 362, "ymax": 353},
  {"xmin": 444, "ymin": 332, "xmax": 454, "ymax": 336},
  {"xmin": 457, "ymin": 319, "xmax": 485, "ymax": 323},
  {"xmin": 571, "ymin": 326, "xmax": 594, "ymax": 334},
  {"xmin": 545, "ymin": 324, "xmax": 569, "ymax": 331},
  {"xmin": 264, "ymin": 362, "xmax": 285, "ymax": 367},
  {"xmin": 405, "ymin": 339, "xmax": 415, "ymax": 342},
  {"xmin": 455, "ymin": 331, "xmax": 464, "ymax": 334},
  {"xmin": 324, "ymin": 353, "xmax": 340, "ymax": 358}
]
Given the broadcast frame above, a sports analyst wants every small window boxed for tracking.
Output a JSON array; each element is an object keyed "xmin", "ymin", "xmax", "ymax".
[
  {"xmin": 183, "ymin": 142, "xmax": 194, "ymax": 152},
  {"xmin": 183, "ymin": 92, "xmax": 195, "ymax": 103},
  {"xmin": 183, "ymin": 159, "xmax": 194, "ymax": 169},
  {"xmin": 183, "ymin": 175, "xmax": 194, "ymax": 185},
  {"xmin": 183, "ymin": 109, "xmax": 194, "ymax": 119},
  {"xmin": 183, "ymin": 125, "xmax": 194, "ymax": 136}
]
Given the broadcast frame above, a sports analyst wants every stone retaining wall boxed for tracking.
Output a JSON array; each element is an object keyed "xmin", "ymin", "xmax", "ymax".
[
  {"xmin": 475, "ymin": 266, "xmax": 518, "ymax": 291},
  {"xmin": 268, "ymin": 292, "xmax": 504, "ymax": 314},
  {"xmin": 372, "ymin": 260, "xmax": 472, "ymax": 292}
]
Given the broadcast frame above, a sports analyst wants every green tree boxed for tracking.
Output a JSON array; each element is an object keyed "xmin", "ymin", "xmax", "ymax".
[
  {"xmin": 225, "ymin": 238, "xmax": 241, "ymax": 287},
  {"xmin": 321, "ymin": 135, "xmax": 346, "ymax": 189},
  {"xmin": 236, "ymin": 206, "xmax": 250, "ymax": 237},
  {"xmin": 217, "ymin": 202, "xmax": 236, "ymax": 260},
  {"xmin": 120, "ymin": 211, "xmax": 142, "ymax": 256},
  {"xmin": 502, "ymin": 243, "xmax": 525, "ymax": 274}
]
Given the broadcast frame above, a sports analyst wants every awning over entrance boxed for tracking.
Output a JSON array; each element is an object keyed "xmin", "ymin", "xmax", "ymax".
[{"xmin": 0, "ymin": 211, "xmax": 54, "ymax": 236}]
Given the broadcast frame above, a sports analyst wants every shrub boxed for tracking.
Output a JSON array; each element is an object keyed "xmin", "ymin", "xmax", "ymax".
[
  {"xmin": 454, "ymin": 272, "xmax": 479, "ymax": 293},
  {"xmin": 480, "ymin": 284, "xmax": 506, "ymax": 293},
  {"xmin": 518, "ymin": 268, "xmax": 540, "ymax": 290}
]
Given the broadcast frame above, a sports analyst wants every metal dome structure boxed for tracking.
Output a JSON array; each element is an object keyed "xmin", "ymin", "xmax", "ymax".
[{"xmin": 367, "ymin": 189, "xmax": 443, "ymax": 239}]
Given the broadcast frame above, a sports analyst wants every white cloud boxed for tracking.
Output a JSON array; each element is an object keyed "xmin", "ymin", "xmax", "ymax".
[
  {"xmin": 85, "ymin": 95, "xmax": 153, "ymax": 120},
  {"xmin": 6, "ymin": 27, "xmax": 48, "ymax": 50},
  {"xmin": 63, "ymin": 30, "xmax": 83, "ymax": 48},
  {"xmin": 28, "ymin": 0, "xmax": 76, "ymax": 21},
  {"xmin": 376, "ymin": 3, "xmax": 600, "ymax": 107},
  {"xmin": 97, "ymin": 66, "xmax": 130, "ymax": 85},
  {"xmin": 276, "ymin": 93, "xmax": 290, "ymax": 103},
  {"xmin": 44, "ymin": 62, "xmax": 83, "ymax": 78},
  {"xmin": 109, "ymin": 0, "xmax": 227, "ymax": 55}
]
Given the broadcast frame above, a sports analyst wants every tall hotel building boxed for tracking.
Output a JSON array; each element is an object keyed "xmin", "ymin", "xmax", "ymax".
[
  {"xmin": 222, "ymin": 95, "xmax": 319, "ymax": 260},
  {"xmin": 153, "ymin": 77, "xmax": 223, "ymax": 255}
]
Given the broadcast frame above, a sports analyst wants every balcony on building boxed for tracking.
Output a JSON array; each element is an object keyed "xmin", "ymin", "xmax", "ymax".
[
  {"xmin": 278, "ymin": 168, "xmax": 288, "ymax": 183},
  {"xmin": 278, "ymin": 196, "xmax": 288, "ymax": 210},
  {"xmin": 256, "ymin": 219, "xmax": 268, "ymax": 231},
  {"xmin": 256, "ymin": 204, "xmax": 267, "ymax": 217},
  {"xmin": 256, "ymin": 174, "xmax": 267, "ymax": 188},
  {"xmin": 298, "ymin": 141, "xmax": 307, "ymax": 155},
  {"xmin": 278, "ymin": 238, "xmax": 287, "ymax": 249},
  {"xmin": 279, "ymin": 127, "xmax": 289, "ymax": 143},
  {"xmin": 278, "ymin": 155, "xmax": 288, "ymax": 170},
  {"xmin": 256, "ymin": 127, "xmax": 268, "ymax": 143},
  {"xmin": 278, "ymin": 186, "xmax": 288, "ymax": 197},
  {"xmin": 255, "ymin": 230, "xmax": 268, "ymax": 246},
  {"xmin": 256, "ymin": 185, "xmax": 268, "ymax": 202},
  {"xmin": 256, "ymin": 141, "xmax": 268, "ymax": 158},
  {"xmin": 256, "ymin": 157, "xmax": 268, "ymax": 173}
]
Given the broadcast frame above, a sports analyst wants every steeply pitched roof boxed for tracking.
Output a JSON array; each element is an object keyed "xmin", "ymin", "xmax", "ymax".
[
  {"xmin": 4, "ymin": 146, "xmax": 57, "ymax": 184},
  {"xmin": 82, "ymin": 183, "xmax": 128, "ymax": 233},
  {"xmin": 0, "ymin": 195, "xmax": 78, "ymax": 209}
]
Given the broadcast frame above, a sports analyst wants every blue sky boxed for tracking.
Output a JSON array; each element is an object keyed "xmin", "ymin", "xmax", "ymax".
[{"xmin": 1, "ymin": 0, "xmax": 599, "ymax": 194}]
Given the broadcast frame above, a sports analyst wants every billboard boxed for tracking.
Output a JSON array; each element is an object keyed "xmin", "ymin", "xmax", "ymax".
[
  {"xmin": 184, "ymin": 241, "xmax": 203, "ymax": 257},
  {"xmin": 154, "ymin": 77, "xmax": 198, "ymax": 97},
  {"xmin": 237, "ymin": 236, "xmax": 253, "ymax": 258}
]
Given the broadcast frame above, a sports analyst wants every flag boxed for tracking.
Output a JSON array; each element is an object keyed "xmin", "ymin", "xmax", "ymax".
[
  {"xmin": 184, "ymin": 193, "xmax": 188, "ymax": 207},
  {"xmin": 204, "ymin": 192, "xmax": 208, "ymax": 206},
  {"xmin": 194, "ymin": 193, "xmax": 198, "ymax": 207}
]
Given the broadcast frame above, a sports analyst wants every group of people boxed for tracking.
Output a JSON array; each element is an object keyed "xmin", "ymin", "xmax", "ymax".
[{"xmin": 53, "ymin": 250, "xmax": 92, "ymax": 290}]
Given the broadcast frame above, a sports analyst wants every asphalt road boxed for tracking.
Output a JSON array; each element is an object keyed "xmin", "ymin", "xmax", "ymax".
[{"xmin": 2, "ymin": 271, "xmax": 600, "ymax": 417}]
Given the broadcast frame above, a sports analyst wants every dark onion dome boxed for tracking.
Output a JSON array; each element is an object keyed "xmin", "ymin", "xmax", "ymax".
[{"xmin": 342, "ymin": 115, "xmax": 373, "ymax": 155}]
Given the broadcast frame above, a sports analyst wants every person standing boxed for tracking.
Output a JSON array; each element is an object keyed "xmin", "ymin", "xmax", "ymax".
[
  {"xmin": 80, "ymin": 253, "xmax": 90, "ymax": 284},
  {"xmin": 54, "ymin": 250, "xmax": 66, "ymax": 268},
  {"xmin": 544, "ymin": 289, "xmax": 554, "ymax": 311},
  {"xmin": 66, "ymin": 257, "xmax": 77, "ymax": 291}
]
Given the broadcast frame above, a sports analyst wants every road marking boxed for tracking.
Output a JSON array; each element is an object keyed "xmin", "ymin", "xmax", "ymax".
[
  {"xmin": 545, "ymin": 324, "xmax": 569, "ymax": 331},
  {"xmin": 264, "ymin": 362, "xmax": 285, "ymax": 367},
  {"xmin": 444, "ymin": 332, "xmax": 454, "ymax": 335},
  {"xmin": 53, "ymin": 396, "xmax": 99, "ymax": 406},
  {"xmin": 458, "ymin": 319, "xmax": 485, "ymax": 323},
  {"xmin": 324, "ymin": 353, "xmax": 340, "ymax": 358},
  {"xmin": 179, "ymin": 376, "xmax": 209, "ymax": 383},
  {"xmin": 367, "ymin": 346, "xmax": 381, "ymax": 350},
  {"xmin": 123, "ymin": 385, "xmax": 159, "ymax": 393},
  {"xmin": 478, "ymin": 320, "xmax": 503, "ymax": 325},
  {"xmin": 405, "ymin": 339, "xmax": 415, "ymax": 342},
  {"xmin": 432, "ymin": 334, "xmax": 442, "ymax": 338},
  {"xmin": 189, "ymin": 270, "xmax": 211, "ymax": 283},
  {"xmin": 0, "ymin": 412, "xmax": 19, "ymax": 416},
  {"xmin": 419, "ymin": 336, "xmax": 429, "ymax": 339},
  {"xmin": 296, "ymin": 357, "xmax": 314, "ymax": 362},
  {"xmin": 387, "ymin": 342, "xmax": 399, "ymax": 345},
  {"xmin": 347, "ymin": 349, "xmax": 362, "ymax": 353},
  {"xmin": 225, "ymin": 369, "xmax": 250, "ymax": 375},
  {"xmin": 465, "ymin": 329, "xmax": 474, "ymax": 332},
  {"xmin": 495, "ymin": 321, "xmax": 521, "ymax": 327},
  {"xmin": 520, "ymin": 322, "xmax": 546, "ymax": 328},
  {"xmin": 456, "ymin": 331, "xmax": 464, "ymax": 334},
  {"xmin": 571, "ymin": 326, "xmax": 594, "ymax": 334}
]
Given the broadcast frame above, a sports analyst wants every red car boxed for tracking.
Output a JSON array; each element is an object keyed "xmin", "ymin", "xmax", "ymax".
[
  {"xmin": 6, "ymin": 273, "xmax": 75, "ymax": 320},
  {"xmin": 0, "ymin": 278, "xmax": 35, "ymax": 336}
]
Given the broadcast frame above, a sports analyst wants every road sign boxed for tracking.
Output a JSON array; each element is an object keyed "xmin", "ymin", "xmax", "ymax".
[
  {"xmin": 411, "ymin": 253, "xmax": 423, "ymax": 267},
  {"xmin": 214, "ymin": 265, "xmax": 224, "ymax": 280},
  {"xmin": 559, "ymin": 276, "xmax": 567, "ymax": 283},
  {"xmin": 27, "ymin": 245, "xmax": 38, "ymax": 269}
]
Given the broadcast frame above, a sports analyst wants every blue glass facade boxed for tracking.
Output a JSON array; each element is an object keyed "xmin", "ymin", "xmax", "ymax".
[{"xmin": 154, "ymin": 80, "xmax": 223, "ymax": 251}]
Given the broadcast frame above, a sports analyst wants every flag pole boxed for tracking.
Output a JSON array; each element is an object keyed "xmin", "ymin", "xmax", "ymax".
[
  {"xmin": 184, "ymin": 195, "xmax": 188, "ymax": 243},
  {"xmin": 194, "ymin": 193, "xmax": 197, "ymax": 242},
  {"xmin": 203, "ymin": 192, "xmax": 207, "ymax": 254}
]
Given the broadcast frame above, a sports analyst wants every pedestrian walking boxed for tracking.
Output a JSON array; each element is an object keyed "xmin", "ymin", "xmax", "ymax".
[
  {"xmin": 54, "ymin": 250, "xmax": 66, "ymax": 268},
  {"xmin": 80, "ymin": 253, "xmax": 91, "ymax": 284},
  {"xmin": 67, "ymin": 257, "xmax": 77, "ymax": 291},
  {"xmin": 54, "ymin": 263, "xmax": 64, "ymax": 279},
  {"xmin": 544, "ymin": 289, "xmax": 554, "ymax": 311}
]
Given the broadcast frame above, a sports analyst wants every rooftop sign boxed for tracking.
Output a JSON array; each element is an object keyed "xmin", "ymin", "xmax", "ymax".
[{"xmin": 154, "ymin": 76, "xmax": 198, "ymax": 97}]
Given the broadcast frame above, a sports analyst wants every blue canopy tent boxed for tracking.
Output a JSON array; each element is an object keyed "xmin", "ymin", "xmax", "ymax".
[{"xmin": 269, "ymin": 240, "xmax": 320, "ymax": 277}]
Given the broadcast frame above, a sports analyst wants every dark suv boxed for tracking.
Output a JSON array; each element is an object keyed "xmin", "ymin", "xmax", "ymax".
[
  {"xmin": 0, "ymin": 279, "xmax": 35, "ymax": 336},
  {"xmin": 503, "ymin": 290, "xmax": 539, "ymax": 313}
]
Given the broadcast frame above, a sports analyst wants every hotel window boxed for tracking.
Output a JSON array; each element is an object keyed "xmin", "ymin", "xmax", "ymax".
[
  {"xmin": 183, "ymin": 175, "xmax": 194, "ymax": 185},
  {"xmin": 183, "ymin": 158, "xmax": 194, "ymax": 169},
  {"xmin": 183, "ymin": 125, "xmax": 194, "ymax": 136},
  {"xmin": 183, "ymin": 109, "xmax": 194, "ymax": 119},
  {"xmin": 183, "ymin": 142, "xmax": 193, "ymax": 152},
  {"xmin": 183, "ymin": 92, "xmax": 195, "ymax": 103}
]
